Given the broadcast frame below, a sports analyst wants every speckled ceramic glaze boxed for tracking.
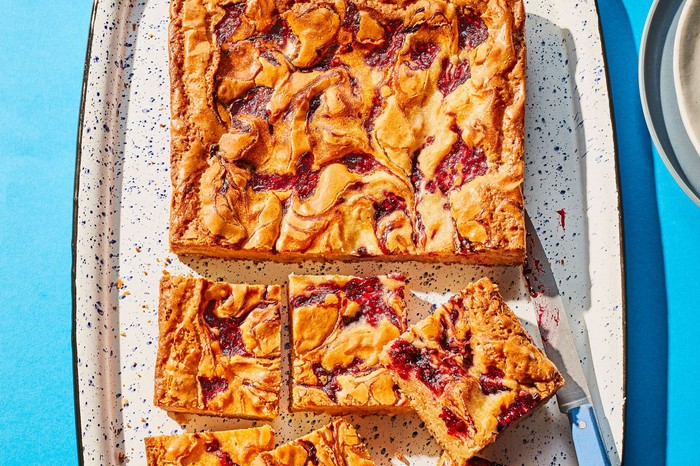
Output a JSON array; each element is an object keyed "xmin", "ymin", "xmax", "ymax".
[{"xmin": 74, "ymin": 1, "xmax": 624, "ymax": 464}]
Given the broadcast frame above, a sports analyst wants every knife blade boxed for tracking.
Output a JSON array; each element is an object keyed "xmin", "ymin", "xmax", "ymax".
[{"xmin": 524, "ymin": 212, "xmax": 611, "ymax": 466}]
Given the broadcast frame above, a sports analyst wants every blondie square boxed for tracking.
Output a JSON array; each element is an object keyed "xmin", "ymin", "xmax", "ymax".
[
  {"xmin": 289, "ymin": 274, "xmax": 409, "ymax": 413},
  {"xmin": 251, "ymin": 419, "xmax": 374, "ymax": 466},
  {"xmin": 169, "ymin": 0, "xmax": 525, "ymax": 264},
  {"xmin": 145, "ymin": 426, "xmax": 274, "ymax": 465},
  {"xmin": 154, "ymin": 273, "xmax": 281, "ymax": 419},
  {"xmin": 380, "ymin": 278, "xmax": 564, "ymax": 463}
]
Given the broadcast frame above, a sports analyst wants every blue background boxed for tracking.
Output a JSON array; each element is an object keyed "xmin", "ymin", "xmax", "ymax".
[{"xmin": 0, "ymin": 0, "xmax": 698, "ymax": 464}]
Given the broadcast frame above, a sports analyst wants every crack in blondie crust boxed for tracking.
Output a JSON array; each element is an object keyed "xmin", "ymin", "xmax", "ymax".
[
  {"xmin": 169, "ymin": 0, "xmax": 525, "ymax": 263},
  {"xmin": 154, "ymin": 273, "xmax": 281, "ymax": 419}
]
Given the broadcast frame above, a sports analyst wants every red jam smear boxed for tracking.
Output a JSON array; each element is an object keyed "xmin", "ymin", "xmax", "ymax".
[
  {"xmin": 407, "ymin": 41, "xmax": 439, "ymax": 70},
  {"xmin": 266, "ymin": 19, "xmax": 295, "ymax": 49},
  {"xmin": 228, "ymin": 86, "xmax": 274, "ymax": 121},
  {"xmin": 205, "ymin": 439, "xmax": 239, "ymax": 466},
  {"xmin": 374, "ymin": 192, "xmax": 408, "ymax": 222},
  {"xmin": 291, "ymin": 276, "xmax": 403, "ymax": 328},
  {"xmin": 309, "ymin": 357, "xmax": 365, "ymax": 402},
  {"xmin": 365, "ymin": 21, "xmax": 419, "ymax": 68},
  {"xmin": 479, "ymin": 365, "xmax": 508, "ymax": 395},
  {"xmin": 457, "ymin": 10, "xmax": 488, "ymax": 49},
  {"xmin": 386, "ymin": 340, "xmax": 466, "ymax": 396},
  {"xmin": 437, "ymin": 337, "xmax": 473, "ymax": 371},
  {"xmin": 457, "ymin": 229, "xmax": 475, "ymax": 254},
  {"xmin": 439, "ymin": 406, "xmax": 474, "ymax": 438},
  {"xmin": 298, "ymin": 440, "xmax": 320, "ymax": 466},
  {"xmin": 342, "ymin": 153, "xmax": 380, "ymax": 174},
  {"xmin": 427, "ymin": 125, "xmax": 487, "ymax": 194},
  {"xmin": 216, "ymin": 3, "xmax": 246, "ymax": 45},
  {"xmin": 556, "ymin": 208, "xmax": 566, "ymax": 229},
  {"xmin": 365, "ymin": 89, "xmax": 384, "ymax": 136},
  {"xmin": 497, "ymin": 390, "xmax": 540, "ymax": 431},
  {"xmin": 341, "ymin": 1, "xmax": 361, "ymax": 35},
  {"xmin": 199, "ymin": 376, "xmax": 229, "ymax": 405},
  {"xmin": 295, "ymin": 153, "xmax": 319, "ymax": 199},
  {"xmin": 343, "ymin": 276, "xmax": 403, "ymax": 327},
  {"xmin": 438, "ymin": 58, "xmax": 471, "ymax": 95},
  {"xmin": 250, "ymin": 173, "xmax": 294, "ymax": 192},
  {"xmin": 523, "ymin": 243, "xmax": 547, "ymax": 298},
  {"xmin": 249, "ymin": 152, "xmax": 318, "ymax": 199},
  {"xmin": 201, "ymin": 290, "xmax": 251, "ymax": 357}
]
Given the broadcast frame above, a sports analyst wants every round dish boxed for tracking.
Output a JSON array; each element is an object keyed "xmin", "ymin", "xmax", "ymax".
[
  {"xmin": 674, "ymin": 0, "xmax": 700, "ymax": 156},
  {"xmin": 640, "ymin": 0, "xmax": 700, "ymax": 207}
]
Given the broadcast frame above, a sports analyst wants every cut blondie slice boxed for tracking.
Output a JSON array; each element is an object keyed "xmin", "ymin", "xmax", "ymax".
[
  {"xmin": 251, "ymin": 419, "xmax": 374, "ymax": 466},
  {"xmin": 145, "ymin": 426, "xmax": 274, "ymax": 465},
  {"xmin": 380, "ymin": 278, "xmax": 564, "ymax": 463},
  {"xmin": 289, "ymin": 274, "xmax": 409, "ymax": 414},
  {"xmin": 154, "ymin": 273, "xmax": 281, "ymax": 419}
]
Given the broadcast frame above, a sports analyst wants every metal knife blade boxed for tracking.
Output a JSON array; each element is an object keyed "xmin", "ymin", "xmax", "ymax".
[
  {"xmin": 524, "ymin": 213, "xmax": 612, "ymax": 466},
  {"xmin": 524, "ymin": 213, "xmax": 590, "ymax": 413}
]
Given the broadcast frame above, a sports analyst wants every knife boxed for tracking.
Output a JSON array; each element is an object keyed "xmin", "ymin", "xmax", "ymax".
[{"xmin": 524, "ymin": 213, "xmax": 611, "ymax": 466}]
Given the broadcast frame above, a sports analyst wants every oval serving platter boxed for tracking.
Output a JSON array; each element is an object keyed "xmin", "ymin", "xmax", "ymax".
[{"xmin": 73, "ymin": 0, "xmax": 625, "ymax": 464}]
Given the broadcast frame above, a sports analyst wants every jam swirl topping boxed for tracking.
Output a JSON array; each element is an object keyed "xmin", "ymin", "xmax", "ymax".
[
  {"xmin": 198, "ymin": 376, "xmax": 229, "ymax": 405},
  {"xmin": 291, "ymin": 276, "xmax": 403, "ymax": 328},
  {"xmin": 204, "ymin": 438, "xmax": 240, "ymax": 466}
]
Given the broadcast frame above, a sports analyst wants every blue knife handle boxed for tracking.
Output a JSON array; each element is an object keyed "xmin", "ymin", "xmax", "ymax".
[{"xmin": 569, "ymin": 404, "xmax": 611, "ymax": 466}]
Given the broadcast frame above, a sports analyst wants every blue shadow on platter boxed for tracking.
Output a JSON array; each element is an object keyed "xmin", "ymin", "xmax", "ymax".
[{"xmin": 598, "ymin": 0, "xmax": 668, "ymax": 464}]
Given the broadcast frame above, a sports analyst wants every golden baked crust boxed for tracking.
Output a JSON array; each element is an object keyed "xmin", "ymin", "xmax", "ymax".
[
  {"xmin": 144, "ymin": 426, "xmax": 274, "ymax": 465},
  {"xmin": 380, "ymin": 278, "xmax": 563, "ymax": 463},
  {"xmin": 251, "ymin": 419, "xmax": 374, "ymax": 466},
  {"xmin": 168, "ymin": 0, "xmax": 525, "ymax": 264},
  {"xmin": 289, "ymin": 274, "xmax": 409, "ymax": 413},
  {"xmin": 154, "ymin": 273, "xmax": 281, "ymax": 419}
]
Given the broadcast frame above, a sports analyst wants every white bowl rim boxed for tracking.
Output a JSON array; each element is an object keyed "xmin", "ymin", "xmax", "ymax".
[{"xmin": 673, "ymin": 0, "xmax": 700, "ymax": 156}]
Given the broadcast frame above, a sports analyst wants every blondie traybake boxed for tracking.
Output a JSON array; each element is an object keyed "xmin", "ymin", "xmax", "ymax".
[
  {"xmin": 251, "ymin": 419, "xmax": 374, "ymax": 466},
  {"xmin": 154, "ymin": 273, "xmax": 281, "ymax": 419},
  {"xmin": 289, "ymin": 274, "xmax": 409, "ymax": 413},
  {"xmin": 168, "ymin": 0, "xmax": 526, "ymax": 263},
  {"xmin": 380, "ymin": 278, "xmax": 564, "ymax": 463},
  {"xmin": 145, "ymin": 426, "xmax": 274, "ymax": 465}
]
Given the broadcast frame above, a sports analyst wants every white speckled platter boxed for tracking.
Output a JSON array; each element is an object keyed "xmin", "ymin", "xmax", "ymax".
[{"xmin": 73, "ymin": 0, "xmax": 624, "ymax": 464}]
